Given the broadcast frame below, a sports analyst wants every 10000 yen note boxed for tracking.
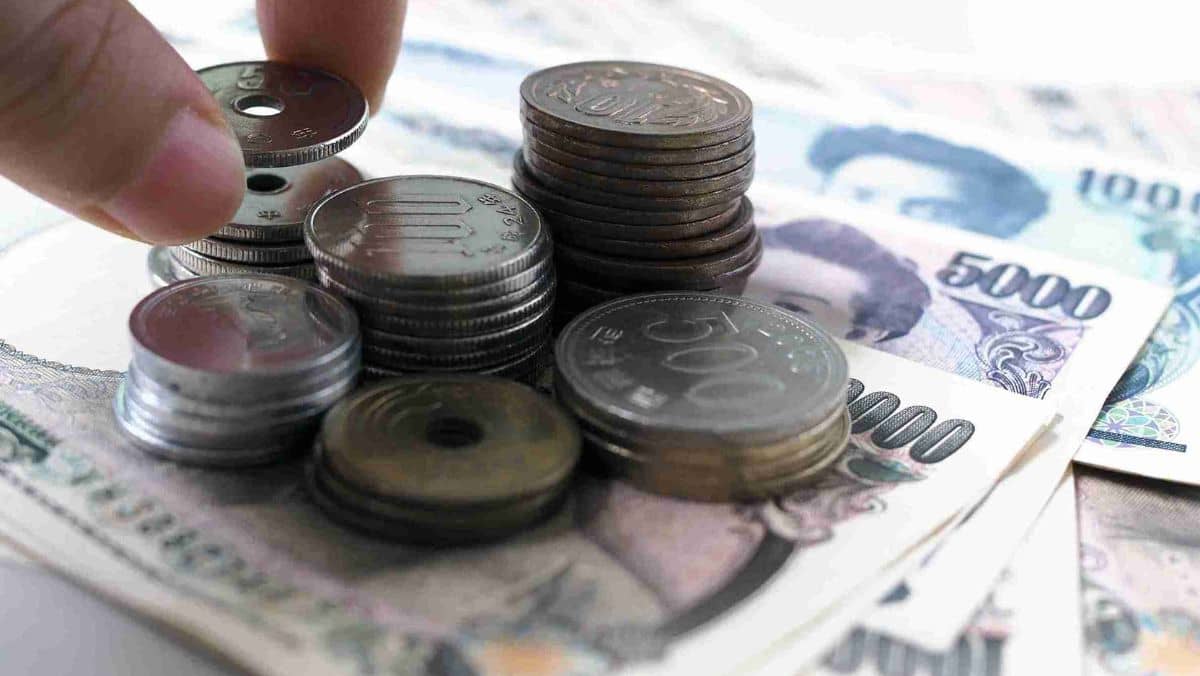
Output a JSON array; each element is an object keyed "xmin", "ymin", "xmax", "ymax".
[
  {"xmin": 0, "ymin": 332, "xmax": 1048, "ymax": 675},
  {"xmin": 1077, "ymin": 465, "xmax": 1200, "ymax": 675},
  {"xmin": 745, "ymin": 192, "xmax": 1169, "ymax": 653},
  {"xmin": 742, "ymin": 89, "xmax": 1200, "ymax": 488},
  {"xmin": 815, "ymin": 471, "xmax": 1084, "ymax": 676}
]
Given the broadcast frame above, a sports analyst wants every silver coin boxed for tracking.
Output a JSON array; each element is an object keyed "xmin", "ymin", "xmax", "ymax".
[
  {"xmin": 115, "ymin": 383, "xmax": 315, "ymax": 467},
  {"xmin": 364, "ymin": 344, "xmax": 548, "ymax": 381},
  {"xmin": 511, "ymin": 155, "xmax": 737, "ymax": 225},
  {"xmin": 217, "ymin": 159, "xmax": 364, "ymax": 242},
  {"xmin": 197, "ymin": 61, "xmax": 368, "ymax": 167},
  {"xmin": 362, "ymin": 319, "xmax": 550, "ymax": 369},
  {"xmin": 523, "ymin": 121, "xmax": 754, "ymax": 165},
  {"xmin": 315, "ymin": 243, "xmax": 552, "ymax": 303},
  {"xmin": 184, "ymin": 238, "xmax": 312, "ymax": 264},
  {"xmin": 523, "ymin": 147, "xmax": 754, "ymax": 197},
  {"xmin": 555, "ymin": 292, "xmax": 848, "ymax": 447},
  {"xmin": 169, "ymin": 246, "xmax": 317, "ymax": 281},
  {"xmin": 363, "ymin": 308, "xmax": 551, "ymax": 353},
  {"xmin": 551, "ymin": 197, "xmax": 754, "ymax": 259},
  {"xmin": 521, "ymin": 152, "xmax": 750, "ymax": 211},
  {"xmin": 322, "ymin": 267, "xmax": 553, "ymax": 319},
  {"xmin": 307, "ymin": 175, "xmax": 548, "ymax": 290},
  {"xmin": 523, "ymin": 130, "xmax": 755, "ymax": 180},
  {"xmin": 147, "ymin": 246, "xmax": 191, "ymax": 288},
  {"xmin": 128, "ymin": 274, "xmax": 359, "ymax": 401},
  {"xmin": 520, "ymin": 62, "xmax": 752, "ymax": 149},
  {"xmin": 355, "ymin": 280, "xmax": 555, "ymax": 337}
]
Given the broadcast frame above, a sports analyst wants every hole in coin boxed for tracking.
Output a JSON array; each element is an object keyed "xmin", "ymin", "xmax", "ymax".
[
  {"xmin": 246, "ymin": 173, "xmax": 288, "ymax": 194},
  {"xmin": 233, "ymin": 94, "xmax": 285, "ymax": 117},
  {"xmin": 424, "ymin": 416, "xmax": 483, "ymax": 449}
]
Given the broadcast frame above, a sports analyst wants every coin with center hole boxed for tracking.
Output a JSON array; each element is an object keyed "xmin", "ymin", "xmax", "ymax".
[
  {"xmin": 198, "ymin": 61, "xmax": 369, "ymax": 167},
  {"xmin": 320, "ymin": 376, "xmax": 580, "ymax": 506},
  {"xmin": 169, "ymin": 247, "xmax": 316, "ymax": 281},
  {"xmin": 520, "ymin": 61, "xmax": 752, "ymax": 148},
  {"xmin": 217, "ymin": 158, "xmax": 364, "ymax": 242}
]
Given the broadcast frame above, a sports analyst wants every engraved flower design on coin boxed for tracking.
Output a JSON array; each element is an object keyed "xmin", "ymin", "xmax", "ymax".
[
  {"xmin": 521, "ymin": 61, "xmax": 753, "ymax": 148},
  {"xmin": 198, "ymin": 61, "xmax": 369, "ymax": 167},
  {"xmin": 555, "ymin": 293, "xmax": 848, "ymax": 446}
]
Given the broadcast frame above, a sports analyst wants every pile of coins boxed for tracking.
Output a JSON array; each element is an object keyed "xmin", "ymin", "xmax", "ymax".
[
  {"xmin": 305, "ymin": 175, "xmax": 554, "ymax": 382},
  {"xmin": 554, "ymin": 292, "xmax": 850, "ymax": 501},
  {"xmin": 306, "ymin": 375, "xmax": 580, "ymax": 543},
  {"xmin": 149, "ymin": 61, "xmax": 368, "ymax": 286},
  {"xmin": 114, "ymin": 275, "xmax": 360, "ymax": 467},
  {"xmin": 513, "ymin": 61, "xmax": 761, "ymax": 320}
]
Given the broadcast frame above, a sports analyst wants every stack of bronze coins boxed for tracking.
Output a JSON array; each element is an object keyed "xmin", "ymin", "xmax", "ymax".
[
  {"xmin": 554, "ymin": 292, "xmax": 850, "ymax": 501},
  {"xmin": 305, "ymin": 176, "xmax": 554, "ymax": 382},
  {"xmin": 513, "ymin": 61, "xmax": 761, "ymax": 322},
  {"xmin": 306, "ymin": 375, "xmax": 580, "ymax": 543},
  {"xmin": 148, "ymin": 61, "xmax": 368, "ymax": 286},
  {"xmin": 115, "ymin": 275, "xmax": 360, "ymax": 467}
]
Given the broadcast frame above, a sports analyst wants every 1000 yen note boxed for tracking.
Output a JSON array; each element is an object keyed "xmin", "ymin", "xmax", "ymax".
[
  {"xmin": 745, "ymin": 89, "xmax": 1200, "ymax": 488},
  {"xmin": 745, "ymin": 192, "xmax": 1169, "ymax": 652},
  {"xmin": 0, "ymin": 333, "xmax": 1049, "ymax": 676}
]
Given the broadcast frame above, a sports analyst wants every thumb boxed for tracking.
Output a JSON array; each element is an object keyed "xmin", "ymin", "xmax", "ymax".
[{"xmin": 0, "ymin": 0, "xmax": 244, "ymax": 244}]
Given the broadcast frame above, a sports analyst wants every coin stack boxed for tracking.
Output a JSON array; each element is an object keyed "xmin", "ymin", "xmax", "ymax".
[
  {"xmin": 159, "ymin": 160, "xmax": 364, "ymax": 285},
  {"xmin": 555, "ymin": 292, "xmax": 850, "ymax": 501},
  {"xmin": 154, "ymin": 61, "xmax": 369, "ymax": 285},
  {"xmin": 305, "ymin": 175, "xmax": 554, "ymax": 383},
  {"xmin": 306, "ymin": 375, "xmax": 580, "ymax": 544},
  {"xmin": 514, "ymin": 61, "xmax": 761, "ymax": 321},
  {"xmin": 114, "ymin": 275, "xmax": 361, "ymax": 467}
]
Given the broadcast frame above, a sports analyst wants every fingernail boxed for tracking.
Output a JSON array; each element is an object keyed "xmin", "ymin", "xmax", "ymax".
[{"xmin": 101, "ymin": 108, "xmax": 244, "ymax": 244}]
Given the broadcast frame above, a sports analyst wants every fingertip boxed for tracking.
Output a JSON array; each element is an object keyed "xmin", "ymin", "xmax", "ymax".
[{"xmin": 99, "ymin": 108, "xmax": 244, "ymax": 245}]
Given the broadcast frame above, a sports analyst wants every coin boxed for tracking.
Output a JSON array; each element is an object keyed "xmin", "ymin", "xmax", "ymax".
[
  {"xmin": 523, "ymin": 147, "xmax": 754, "ymax": 197},
  {"xmin": 147, "ymin": 246, "xmax": 191, "ymax": 288},
  {"xmin": 555, "ymin": 229, "xmax": 762, "ymax": 289},
  {"xmin": 198, "ymin": 61, "xmax": 369, "ymax": 167},
  {"xmin": 512, "ymin": 155, "xmax": 736, "ymax": 224},
  {"xmin": 169, "ymin": 247, "xmax": 317, "ymax": 281},
  {"xmin": 536, "ymin": 201, "xmax": 739, "ymax": 243},
  {"xmin": 363, "ymin": 345, "xmax": 548, "ymax": 382},
  {"xmin": 523, "ymin": 121, "xmax": 754, "ymax": 165},
  {"xmin": 553, "ymin": 197, "xmax": 754, "ymax": 259},
  {"xmin": 321, "ymin": 376, "xmax": 580, "ymax": 505},
  {"xmin": 523, "ymin": 131, "xmax": 755, "ymax": 180},
  {"xmin": 128, "ymin": 274, "xmax": 359, "ymax": 400},
  {"xmin": 217, "ymin": 158, "xmax": 364, "ymax": 242},
  {"xmin": 184, "ymin": 238, "xmax": 312, "ymax": 264},
  {"xmin": 363, "ymin": 309, "xmax": 551, "ymax": 354},
  {"xmin": 521, "ymin": 152, "xmax": 749, "ymax": 211},
  {"xmin": 306, "ymin": 176, "xmax": 547, "ymax": 290},
  {"xmin": 322, "ymin": 267, "xmax": 553, "ymax": 319},
  {"xmin": 354, "ymin": 281, "xmax": 556, "ymax": 337},
  {"xmin": 520, "ymin": 62, "xmax": 752, "ymax": 149},
  {"xmin": 362, "ymin": 327, "xmax": 548, "ymax": 369},
  {"xmin": 555, "ymin": 292, "xmax": 849, "ymax": 448}
]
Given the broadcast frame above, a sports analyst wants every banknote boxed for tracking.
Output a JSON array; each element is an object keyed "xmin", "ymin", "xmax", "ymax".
[
  {"xmin": 813, "ymin": 471, "xmax": 1083, "ymax": 676},
  {"xmin": 745, "ymin": 191, "xmax": 1168, "ymax": 651},
  {"xmin": 851, "ymin": 70, "xmax": 1200, "ymax": 168},
  {"xmin": 1077, "ymin": 464, "xmax": 1200, "ymax": 675},
  {"xmin": 0, "ymin": 321, "xmax": 1049, "ymax": 675},
  {"xmin": 738, "ymin": 88, "xmax": 1200, "ymax": 491}
]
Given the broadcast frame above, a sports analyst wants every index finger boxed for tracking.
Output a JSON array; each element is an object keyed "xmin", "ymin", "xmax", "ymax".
[{"xmin": 257, "ymin": 0, "xmax": 407, "ymax": 114}]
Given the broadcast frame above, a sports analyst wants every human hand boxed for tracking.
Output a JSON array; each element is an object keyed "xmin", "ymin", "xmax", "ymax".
[{"xmin": 0, "ymin": 0, "xmax": 406, "ymax": 243}]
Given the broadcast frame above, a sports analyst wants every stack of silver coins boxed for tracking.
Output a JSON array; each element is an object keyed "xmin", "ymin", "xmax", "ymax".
[
  {"xmin": 305, "ymin": 175, "xmax": 554, "ymax": 382},
  {"xmin": 306, "ymin": 375, "xmax": 580, "ymax": 543},
  {"xmin": 554, "ymin": 292, "xmax": 850, "ymax": 501},
  {"xmin": 149, "ymin": 61, "xmax": 369, "ymax": 286},
  {"xmin": 114, "ymin": 275, "xmax": 360, "ymax": 467},
  {"xmin": 513, "ymin": 61, "xmax": 761, "ymax": 321}
]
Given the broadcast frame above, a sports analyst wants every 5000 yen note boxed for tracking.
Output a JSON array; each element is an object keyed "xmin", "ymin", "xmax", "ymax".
[
  {"xmin": 745, "ymin": 192, "xmax": 1168, "ymax": 653},
  {"xmin": 0, "ymin": 334, "xmax": 1048, "ymax": 676},
  {"xmin": 745, "ymin": 90, "xmax": 1200, "ymax": 489}
]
